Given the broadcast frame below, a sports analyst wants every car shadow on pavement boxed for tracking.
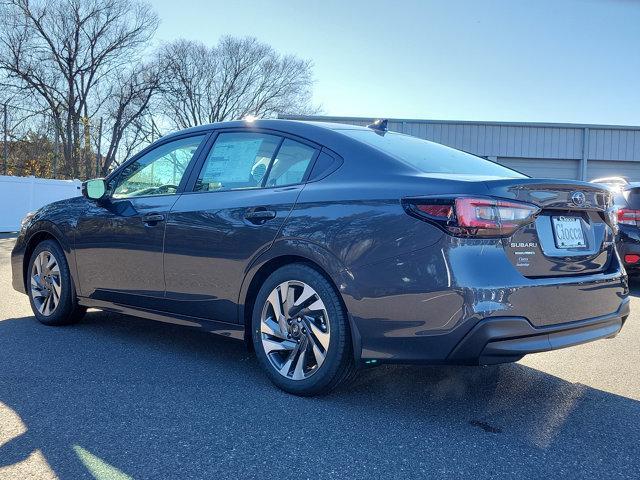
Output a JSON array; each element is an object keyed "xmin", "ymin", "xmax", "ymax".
[{"xmin": 0, "ymin": 310, "xmax": 638, "ymax": 479}]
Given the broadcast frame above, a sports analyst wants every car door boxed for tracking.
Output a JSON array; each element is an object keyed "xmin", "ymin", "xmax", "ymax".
[
  {"xmin": 162, "ymin": 130, "xmax": 319, "ymax": 322},
  {"xmin": 74, "ymin": 133, "xmax": 208, "ymax": 308}
]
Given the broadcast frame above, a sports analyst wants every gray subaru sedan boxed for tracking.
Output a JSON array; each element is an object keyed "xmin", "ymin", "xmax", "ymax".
[{"xmin": 11, "ymin": 119, "xmax": 629, "ymax": 395}]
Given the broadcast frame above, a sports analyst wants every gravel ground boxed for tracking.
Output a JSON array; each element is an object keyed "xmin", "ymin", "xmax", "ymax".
[{"xmin": 0, "ymin": 233, "xmax": 638, "ymax": 480}]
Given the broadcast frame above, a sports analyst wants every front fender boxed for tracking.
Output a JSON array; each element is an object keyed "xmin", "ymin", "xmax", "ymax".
[{"xmin": 16, "ymin": 220, "xmax": 76, "ymax": 293}]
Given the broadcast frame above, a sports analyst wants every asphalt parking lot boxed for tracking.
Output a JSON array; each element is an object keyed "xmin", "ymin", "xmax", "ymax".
[{"xmin": 0, "ymin": 233, "xmax": 638, "ymax": 480}]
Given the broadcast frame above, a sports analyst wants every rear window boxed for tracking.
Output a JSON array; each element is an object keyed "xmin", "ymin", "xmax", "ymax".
[
  {"xmin": 340, "ymin": 129, "xmax": 525, "ymax": 178},
  {"xmin": 620, "ymin": 187, "xmax": 640, "ymax": 209}
]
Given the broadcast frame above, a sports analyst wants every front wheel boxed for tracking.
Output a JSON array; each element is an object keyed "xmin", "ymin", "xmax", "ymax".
[
  {"xmin": 27, "ymin": 239, "xmax": 86, "ymax": 326},
  {"xmin": 252, "ymin": 264, "xmax": 355, "ymax": 396}
]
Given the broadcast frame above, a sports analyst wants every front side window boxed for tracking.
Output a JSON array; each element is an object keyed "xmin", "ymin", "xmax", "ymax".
[
  {"xmin": 113, "ymin": 135, "xmax": 205, "ymax": 199},
  {"xmin": 195, "ymin": 133, "xmax": 281, "ymax": 192}
]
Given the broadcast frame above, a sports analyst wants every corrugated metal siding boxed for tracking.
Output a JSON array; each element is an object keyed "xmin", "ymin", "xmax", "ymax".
[
  {"xmin": 386, "ymin": 121, "xmax": 585, "ymax": 160},
  {"xmin": 588, "ymin": 129, "xmax": 640, "ymax": 161},
  {"xmin": 497, "ymin": 158, "xmax": 580, "ymax": 179},
  {"xmin": 283, "ymin": 115, "xmax": 640, "ymax": 181},
  {"xmin": 587, "ymin": 160, "xmax": 640, "ymax": 181}
]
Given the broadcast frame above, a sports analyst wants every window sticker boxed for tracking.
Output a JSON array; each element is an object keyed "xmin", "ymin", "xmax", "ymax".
[{"xmin": 203, "ymin": 139, "xmax": 263, "ymax": 183}]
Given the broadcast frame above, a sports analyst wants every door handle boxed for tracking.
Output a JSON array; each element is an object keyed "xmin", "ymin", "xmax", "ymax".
[
  {"xmin": 244, "ymin": 208, "xmax": 277, "ymax": 224},
  {"xmin": 142, "ymin": 213, "xmax": 165, "ymax": 225}
]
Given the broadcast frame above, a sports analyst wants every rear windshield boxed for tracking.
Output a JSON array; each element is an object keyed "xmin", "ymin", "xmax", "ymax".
[
  {"xmin": 619, "ymin": 187, "xmax": 640, "ymax": 209},
  {"xmin": 340, "ymin": 129, "xmax": 525, "ymax": 178}
]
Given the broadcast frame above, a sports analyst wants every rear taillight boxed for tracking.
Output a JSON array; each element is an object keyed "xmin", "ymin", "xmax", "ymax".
[
  {"xmin": 402, "ymin": 196, "xmax": 541, "ymax": 237},
  {"xmin": 617, "ymin": 208, "xmax": 640, "ymax": 226},
  {"xmin": 625, "ymin": 254, "xmax": 640, "ymax": 264}
]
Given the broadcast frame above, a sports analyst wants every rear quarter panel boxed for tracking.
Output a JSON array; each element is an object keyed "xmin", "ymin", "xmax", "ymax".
[{"xmin": 265, "ymin": 151, "xmax": 626, "ymax": 362}]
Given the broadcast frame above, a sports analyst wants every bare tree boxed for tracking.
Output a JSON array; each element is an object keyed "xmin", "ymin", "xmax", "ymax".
[
  {"xmin": 100, "ymin": 61, "xmax": 162, "ymax": 175},
  {"xmin": 0, "ymin": 0, "xmax": 159, "ymax": 178},
  {"xmin": 0, "ymin": 4, "xmax": 321, "ymax": 178},
  {"xmin": 0, "ymin": 91, "xmax": 56, "ymax": 176},
  {"xmin": 157, "ymin": 36, "xmax": 319, "ymax": 129}
]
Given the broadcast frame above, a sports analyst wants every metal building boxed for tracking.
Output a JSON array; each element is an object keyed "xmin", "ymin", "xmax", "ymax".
[{"xmin": 282, "ymin": 115, "xmax": 640, "ymax": 181}]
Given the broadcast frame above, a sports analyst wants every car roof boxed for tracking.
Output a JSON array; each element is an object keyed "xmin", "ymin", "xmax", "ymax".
[{"xmin": 161, "ymin": 119, "xmax": 370, "ymax": 141}]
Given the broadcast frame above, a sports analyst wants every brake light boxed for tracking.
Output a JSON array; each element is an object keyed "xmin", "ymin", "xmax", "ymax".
[
  {"xmin": 625, "ymin": 254, "xmax": 640, "ymax": 264},
  {"xmin": 617, "ymin": 208, "xmax": 640, "ymax": 226},
  {"xmin": 415, "ymin": 204, "xmax": 453, "ymax": 218},
  {"xmin": 402, "ymin": 197, "xmax": 541, "ymax": 237}
]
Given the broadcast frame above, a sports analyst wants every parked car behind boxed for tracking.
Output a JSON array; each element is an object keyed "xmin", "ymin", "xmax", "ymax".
[
  {"xmin": 591, "ymin": 177, "xmax": 640, "ymax": 275},
  {"xmin": 12, "ymin": 119, "xmax": 629, "ymax": 395}
]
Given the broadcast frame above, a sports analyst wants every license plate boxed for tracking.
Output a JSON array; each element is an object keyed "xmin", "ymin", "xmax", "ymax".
[{"xmin": 551, "ymin": 216, "xmax": 586, "ymax": 248}]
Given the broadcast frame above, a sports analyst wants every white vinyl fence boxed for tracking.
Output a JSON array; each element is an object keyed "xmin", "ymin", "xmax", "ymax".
[{"xmin": 0, "ymin": 175, "xmax": 81, "ymax": 232}]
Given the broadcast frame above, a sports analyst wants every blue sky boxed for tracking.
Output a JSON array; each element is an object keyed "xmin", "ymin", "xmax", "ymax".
[{"xmin": 150, "ymin": 0, "xmax": 640, "ymax": 125}]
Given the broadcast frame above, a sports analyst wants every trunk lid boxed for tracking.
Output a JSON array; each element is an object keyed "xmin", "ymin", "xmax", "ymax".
[{"xmin": 483, "ymin": 179, "xmax": 616, "ymax": 277}]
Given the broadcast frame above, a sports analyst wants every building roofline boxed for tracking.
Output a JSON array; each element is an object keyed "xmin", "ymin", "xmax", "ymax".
[{"xmin": 279, "ymin": 114, "xmax": 640, "ymax": 131}]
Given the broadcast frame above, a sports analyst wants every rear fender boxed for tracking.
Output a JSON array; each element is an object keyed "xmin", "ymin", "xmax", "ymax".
[{"xmin": 238, "ymin": 238, "xmax": 363, "ymax": 361}]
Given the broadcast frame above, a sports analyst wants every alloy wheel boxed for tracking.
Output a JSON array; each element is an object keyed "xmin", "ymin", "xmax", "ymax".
[
  {"xmin": 30, "ymin": 250, "xmax": 62, "ymax": 316},
  {"xmin": 260, "ymin": 280, "xmax": 331, "ymax": 380}
]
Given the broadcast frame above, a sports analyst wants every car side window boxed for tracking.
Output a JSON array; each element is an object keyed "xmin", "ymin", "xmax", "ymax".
[
  {"xmin": 264, "ymin": 139, "xmax": 316, "ymax": 187},
  {"xmin": 112, "ymin": 135, "xmax": 206, "ymax": 199},
  {"xmin": 194, "ymin": 133, "xmax": 281, "ymax": 192}
]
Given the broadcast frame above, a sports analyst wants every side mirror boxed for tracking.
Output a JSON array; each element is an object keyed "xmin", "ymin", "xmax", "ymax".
[{"xmin": 82, "ymin": 178, "xmax": 107, "ymax": 200}]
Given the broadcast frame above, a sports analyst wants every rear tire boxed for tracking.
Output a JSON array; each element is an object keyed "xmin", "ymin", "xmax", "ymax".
[
  {"xmin": 27, "ymin": 239, "xmax": 86, "ymax": 326},
  {"xmin": 252, "ymin": 264, "xmax": 355, "ymax": 396}
]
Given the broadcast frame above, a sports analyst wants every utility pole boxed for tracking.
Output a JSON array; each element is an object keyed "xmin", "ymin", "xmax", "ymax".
[
  {"xmin": 95, "ymin": 117, "xmax": 103, "ymax": 177},
  {"xmin": 53, "ymin": 125, "xmax": 59, "ymax": 179},
  {"xmin": 2, "ymin": 103, "xmax": 7, "ymax": 176}
]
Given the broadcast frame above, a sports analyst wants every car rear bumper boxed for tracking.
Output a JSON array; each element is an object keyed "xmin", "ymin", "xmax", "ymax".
[
  {"xmin": 352, "ymin": 298, "xmax": 629, "ymax": 366},
  {"xmin": 617, "ymin": 225, "xmax": 640, "ymax": 271},
  {"xmin": 618, "ymin": 243, "xmax": 640, "ymax": 271},
  {"xmin": 447, "ymin": 298, "xmax": 629, "ymax": 365},
  {"xmin": 341, "ymin": 236, "xmax": 629, "ymax": 365}
]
